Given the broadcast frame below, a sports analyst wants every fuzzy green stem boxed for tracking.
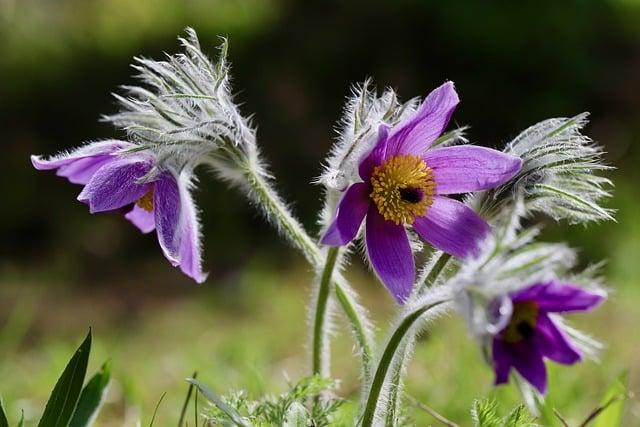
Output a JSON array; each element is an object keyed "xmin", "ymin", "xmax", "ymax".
[
  {"xmin": 334, "ymin": 282, "xmax": 373, "ymax": 380},
  {"xmin": 245, "ymin": 169, "xmax": 322, "ymax": 265},
  {"xmin": 236, "ymin": 161, "xmax": 373, "ymax": 377},
  {"xmin": 313, "ymin": 247, "xmax": 339, "ymax": 375},
  {"xmin": 361, "ymin": 300, "xmax": 446, "ymax": 427},
  {"xmin": 422, "ymin": 253, "xmax": 452, "ymax": 288}
]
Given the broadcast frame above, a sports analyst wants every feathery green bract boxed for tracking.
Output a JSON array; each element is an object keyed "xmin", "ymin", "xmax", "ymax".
[
  {"xmin": 504, "ymin": 113, "xmax": 613, "ymax": 223},
  {"xmin": 69, "ymin": 360, "xmax": 111, "ymax": 427},
  {"xmin": 37, "ymin": 331, "xmax": 92, "ymax": 427},
  {"xmin": 593, "ymin": 371, "xmax": 628, "ymax": 427},
  {"xmin": 199, "ymin": 375, "xmax": 343, "ymax": 427},
  {"xmin": 471, "ymin": 399, "xmax": 537, "ymax": 427}
]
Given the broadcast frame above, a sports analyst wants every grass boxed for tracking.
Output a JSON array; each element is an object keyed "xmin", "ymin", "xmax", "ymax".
[{"xmin": 0, "ymin": 253, "xmax": 637, "ymax": 426}]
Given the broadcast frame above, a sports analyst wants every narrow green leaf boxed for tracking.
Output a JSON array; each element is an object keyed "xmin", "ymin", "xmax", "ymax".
[
  {"xmin": 17, "ymin": 411, "xmax": 24, "ymax": 427},
  {"xmin": 591, "ymin": 371, "xmax": 628, "ymax": 427},
  {"xmin": 0, "ymin": 399, "xmax": 8, "ymax": 427},
  {"xmin": 186, "ymin": 379, "xmax": 249, "ymax": 427},
  {"xmin": 38, "ymin": 330, "xmax": 92, "ymax": 427},
  {"xmin": 69, "ymin": 360, "xmax": 111, "ymax": 427}
]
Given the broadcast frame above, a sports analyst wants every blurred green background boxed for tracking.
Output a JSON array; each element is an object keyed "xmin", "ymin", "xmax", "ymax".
[{"xmin": 1, "ymin": 0, "xmax": 639, "ymax": 425}]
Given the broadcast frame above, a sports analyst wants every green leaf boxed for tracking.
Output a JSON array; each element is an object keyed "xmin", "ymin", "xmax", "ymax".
[
  {"xmin": 591, "ymin": 371, "xmax": 628, "ymax": 427},
  {"xmin": 0, "ymin": 399, "xmax": 8, "ymax": 427},
  {"xmin": 186, "ymin": 378, "xmax": 249, "ymax": 427},
  {"xmin": 38, "ymin": 330, "xmax": 92, "ymax": 427},
  {"xmin": 69, "ymin": 360, "xmax": 111, "ymax": 427},
  {"xmin": 17, "ymin": 411, "xmax": 24, "ymax": 427}
]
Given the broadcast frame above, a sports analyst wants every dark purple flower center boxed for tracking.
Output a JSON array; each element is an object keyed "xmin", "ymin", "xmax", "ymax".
[
  {"xmin": 503, "ymin": 301, "xmax": 539, "ymax": 343},
  {"xmin": 399, "ymin": 187, "xmax": 424, "ymax": 204}
]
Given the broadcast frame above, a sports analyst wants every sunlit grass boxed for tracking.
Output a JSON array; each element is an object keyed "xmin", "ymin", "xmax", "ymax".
[{"xmin": 0, "ymin": 256, "xmax": 637, "ymax": 426}]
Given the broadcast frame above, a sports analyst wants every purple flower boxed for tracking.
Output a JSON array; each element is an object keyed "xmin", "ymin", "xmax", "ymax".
[
  {"xmin": 31, "ymin": 140, "xmax": 207, "ymax": 283},
  {"xmin": 491, "ymin": 281, "xmax": 605, "ymax": 394},
  {"xmin": 320, "ymin": 82, "xmax": 522, "ymax": 301}
]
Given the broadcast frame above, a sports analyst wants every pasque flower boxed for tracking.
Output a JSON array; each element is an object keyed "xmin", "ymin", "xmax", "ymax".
[
  {"xmin": 492, "ymin": 281, "xmax": 604, "ymax": 393},
  {"xmin": 31, "ymin": 140, "xmax": 206, "ymax": 283},
  {"xmin": 321, "ymin": 82, "xmax": 522, "ymax": 301}
]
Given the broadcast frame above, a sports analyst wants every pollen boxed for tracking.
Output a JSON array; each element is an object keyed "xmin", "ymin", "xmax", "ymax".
[
  {"xmin": 503, "ymin": 301, "xmax": 539, "ymax": 343},
  {"xmin": 136, "ymin": 188, "xmax": 154, "ymax": 212},
  {"xmin": 370, "ymin": 155, "xmax": 436, "ymax": 225}
]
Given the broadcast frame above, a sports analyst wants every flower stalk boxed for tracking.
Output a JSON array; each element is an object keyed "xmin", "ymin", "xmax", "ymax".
[
  {"xmin": 312, "ymin": 246, "xmax": 339, "ymax": 375},
  {"xmin": 361, "ymin": 298, "xmax": 449, "ymax": 427}
]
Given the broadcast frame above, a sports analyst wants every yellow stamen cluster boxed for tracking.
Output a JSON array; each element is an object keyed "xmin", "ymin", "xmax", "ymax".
[
  {"xmin": 136, "ymin": 188, "xmax": 154, "ymax": 212},
  {"xmin": 370, "ymin": 155, "xmax": 436, "ymax": 225},
  {"xmin": 503, "ymin": 301, "xmax": 539, "ymax": 343}
]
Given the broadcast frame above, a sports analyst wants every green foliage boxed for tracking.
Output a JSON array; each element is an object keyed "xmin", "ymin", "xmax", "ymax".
[
  {"xmin": 0, "ymin": 331, "xmax": 110, "ymax": 427},
  {"xmin": 198, "ymin": 375, "xmax": 344, "ymax": 427},
  {"xmin": 0, "ymin": 399, "xmax": 8, "ymax": 427},
  {"xmin": 472, "ymin": 399, "xmax": 537, "ymax": 427},
  {"xmin": 591, "ymin": 371, "xmax": 628, "ymax": 427},
  {"xmin": 38, "ymin": 331, "xmax": 92, "ymax": 427},
  {"xmin": 69, "ymin": 360, "xmax": 112, "ymax": 427}
]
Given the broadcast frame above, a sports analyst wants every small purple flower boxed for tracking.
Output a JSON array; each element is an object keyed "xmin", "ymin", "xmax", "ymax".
[
  {"xmin": 491, "ymin": 281, "xmax": 605, "ymax": 394},
  {"xmin": 320, "ymin": 82, "xmax": 522, "ymax": 301},
  {"xmin": 31, "ymin": 140, "xmax": 207, "ymax": 283}
]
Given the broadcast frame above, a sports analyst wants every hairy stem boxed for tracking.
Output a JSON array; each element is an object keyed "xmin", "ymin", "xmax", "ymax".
[
  {"xmin": 361, "ymin": 300, "xmax": 447, "ymax": 427},
  {"xmin": 229, "ymin": 156, "xmax": 374, "ymax": 378},
  {"xmin": 245, "ymin": 169, "xmax": 322, "ymax": 265},
  {"xmin": 422, "ymin": 253, "xmax": 452, "ymax": 289},
  {"xmin": 334, "ymin": 281, "xmax": 373, "ymax": 380},
  {"xmin": 313, "ymin": 246, "xmax": 339, "ymax": 375}
]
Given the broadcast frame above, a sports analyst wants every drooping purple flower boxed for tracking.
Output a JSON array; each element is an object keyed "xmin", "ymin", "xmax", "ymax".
[
  {"xmin": 31, "ymin": 140, "xmax": 207, "ymax": 283},
  {"xmin": 321, "ymin": 82, "xmax": 522, "ymax": 302},
  {"xmin": 491, "ymin": 281, "xmax": 605, "ymax": 394}
]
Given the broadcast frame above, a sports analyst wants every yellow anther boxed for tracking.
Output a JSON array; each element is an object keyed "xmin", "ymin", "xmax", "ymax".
[
  {"xmin": 136, "ymin": 188, "xmax": 154, "ymax": 212},
  {"xmin": 370, "ymin": 155, "xmax": 436, "ymax": 225}
]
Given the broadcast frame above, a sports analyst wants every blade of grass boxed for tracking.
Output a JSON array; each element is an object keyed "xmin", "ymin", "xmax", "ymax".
[
  {"xmin": 586, "ymin": 371, "xmax": 628, "ymax": 427},
  {"xmin": 178, "ymin": 372, "xmax": 197, "ymax": 427},
  {"xmin": 38, "ymin": 330, "xmax": 92, "ymax": 427},
  {"xmin": 149, "ymin": 392, "xmax": 167, "ymax": 427},
  {"xmin": 186, "ymin": 378, "xmax": 248, "ymax": 427},
  {"xmin": 0, "ymin": 399, "xmax": 8, "ymax": 427},
  {"xmin": 69, "ymin": 360, "xmax": 112, "ymax": 427}
]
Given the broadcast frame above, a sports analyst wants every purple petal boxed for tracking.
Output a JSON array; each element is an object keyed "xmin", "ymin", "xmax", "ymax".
[
  {"xmin": 154, "ymin": 174, "xmax": 181, "ymax": 264},
  {"xmin": 359, "ymin": 125, "xmax": 390, "ymax": 181},
  {"xmin": 321, "ymin": 183, "xmax": 371, "ymax": 245},
  {"xmin": 412, "ymin": 197, "xmax": 489, "ymax": 259},
  {"xmin": 512, "ymin": 282, "xmax": 605, "ymax": 313},
  {"xmin": 31, "ymin": 140, "xmax": 132, "ymax": 171},
  {"xmin": 365, "ymin": 207, "xmax": 415, "ymax": 302},
  {"xmin": 386, "ymin": 82, "xmax": 459, "ymax": 157},
  {"xmin": 154, "ymin": 172, "xmax": 207, "ymax": 283},
  {"xmin": 77, "ymin": 157, "xmax": 152, "ymax": 213},
  {"xmin": 510, "ymin": 340, "xmax": 548, "ymax": 394},
  {"xmin": 56, "ymin": 155, "xmax": 115, "ymax": 185},
  {"xmin": 125, "ymin": 205, "xmax": 156, "ymax": 234},
  {"xmin": 423, "ymin": 145, "xmax": 522, "ymax": 195},
  {"xmin": 176, "ymin": 178, "xmax": 207, "ymax": 283},
  {"xmin": 492, "ymin": 339, "xmax": 513, "ymax": 386},
  {"xmin": 535, "ymin": 314, "xmax": 582, "ymax": 365}
]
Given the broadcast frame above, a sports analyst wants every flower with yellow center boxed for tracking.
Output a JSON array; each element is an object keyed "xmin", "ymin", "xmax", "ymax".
[
  {"xmin": 321, "ymin": 82, "xmax": 522, "ymax": 302},
  {"xmin": 370, "ymin": 155, "xmax": 436, "ymax": 225}
]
